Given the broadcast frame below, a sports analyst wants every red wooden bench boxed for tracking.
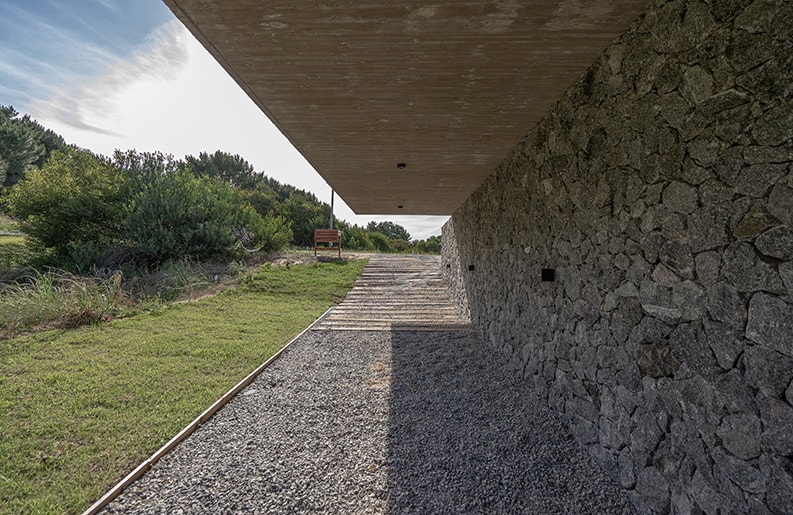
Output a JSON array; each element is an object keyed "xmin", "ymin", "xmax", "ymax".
[{"xmin": 314, "ymin": 229, "xmax": 341, "ymax": 258}]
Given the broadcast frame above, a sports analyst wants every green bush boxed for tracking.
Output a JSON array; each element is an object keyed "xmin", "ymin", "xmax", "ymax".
[
  {"xmin": 342, "ymin": 227, "xmax": 374, "ymax": 251},
  {"xmin": 367, "ymin": 231, "xmax": 393, "ymax": 252},
  {"xmin": 4, "ymin": 149, "xmax": 126, "ymax": 261},
  {"xmin": 124, "ymin": 171, "xmax": 291, "ymax": 263}
]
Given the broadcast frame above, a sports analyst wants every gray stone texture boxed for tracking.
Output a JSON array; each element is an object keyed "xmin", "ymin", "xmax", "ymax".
[
  {"xmin": 746, "ymin": 293, "xmax": 793, "ymax": 357},
  {"xmin": 441, "ymin": 1, "xmax": 793, "ymax": 513}
]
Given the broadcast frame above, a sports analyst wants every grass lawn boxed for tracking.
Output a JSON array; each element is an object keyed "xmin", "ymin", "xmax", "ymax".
[{"xmin": 0, "ymin": 259, "xmax": 366, "ymax": 514}]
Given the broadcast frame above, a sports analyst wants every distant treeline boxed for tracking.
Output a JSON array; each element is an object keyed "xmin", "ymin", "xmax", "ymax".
[{"xmin": 0, "ymin": 105, "xmax": 439, "ymax": 271}]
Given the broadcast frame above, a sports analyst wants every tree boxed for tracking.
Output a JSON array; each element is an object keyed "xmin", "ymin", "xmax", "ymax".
[
  {"xmin": 5, "ymin": 148, "xmax": 126, "ymax": 262},
  {"xmin": 245, "ymin": 182, "xmax": 282, "ymax": 217},
  {"xmin": 184, "ymin": 150, "xmax": 259, "ymax": 189},
  {"xmin": 0, "ymin": 106, "xmax": 45, "ymax": 188},
  {"xmin": 18, "ymin": 113, "xmax": 67, "ymax": 168},
  {"xmin": 366, "ymin": 221, "xmax": 411, "ymax": 241},
  {"xmin": 340, "ymin": 223, "xmax": 374, "ymax": 251},
  {"xmin": 113, "ymin": 149, "xmax": 180, "ymax": 192},
  {"xmin": 280, "ymin": 192, "xmax": 329, "ymax": 247},
  {"xmin": 367, "ymin": 232, "xmax": 393, "ymax": 252}
]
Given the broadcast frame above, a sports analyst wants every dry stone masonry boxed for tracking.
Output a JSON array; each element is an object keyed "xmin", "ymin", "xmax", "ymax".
[{"xmin": 442, "ymin": 0, "xmax": 792, "ymax": 512}]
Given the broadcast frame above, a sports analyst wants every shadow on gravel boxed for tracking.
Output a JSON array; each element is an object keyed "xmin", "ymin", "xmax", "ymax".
[{"xmin": 385, "ymin": 326, "xmax": 635, "ymax": 514}]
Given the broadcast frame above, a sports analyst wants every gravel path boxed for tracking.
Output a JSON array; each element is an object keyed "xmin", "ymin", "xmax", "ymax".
[{"xmin": 102, "ymin": 257, "xmax": 634, "ymax": 514}]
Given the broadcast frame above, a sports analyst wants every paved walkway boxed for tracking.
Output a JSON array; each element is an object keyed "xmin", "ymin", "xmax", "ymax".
[
  {"xmin": 313, "ymin": 255, "xmax": 470, "ymax": 331},
  {"xmin": 102, "ymin": 255, "xmax": 633, "ymax": 514}
]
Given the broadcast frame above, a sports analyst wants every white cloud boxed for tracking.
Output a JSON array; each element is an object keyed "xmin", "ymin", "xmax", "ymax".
[
  {"xmin": 29, "ymin": 21, "xmax": 448, "ymax": 239},
  {"xmin": 30, "ymin": 21, "xmax": 188, "ymax": 135}
]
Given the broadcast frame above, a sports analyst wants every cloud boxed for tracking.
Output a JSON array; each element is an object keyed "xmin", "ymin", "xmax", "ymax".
[{"xmin": 30, "ymin": 20, "xmax": 188, "ymax": 135}]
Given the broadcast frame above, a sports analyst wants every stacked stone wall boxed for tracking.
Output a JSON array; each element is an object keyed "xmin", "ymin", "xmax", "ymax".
[{"xmin": 441, "ymin": 0, "xmax": 792, "ymax": 512}]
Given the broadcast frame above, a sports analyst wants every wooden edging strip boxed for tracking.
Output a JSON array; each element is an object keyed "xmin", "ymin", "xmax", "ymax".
[{"xmin": 82, "ymin": 306, "xmax": 334, "ymax": 515}]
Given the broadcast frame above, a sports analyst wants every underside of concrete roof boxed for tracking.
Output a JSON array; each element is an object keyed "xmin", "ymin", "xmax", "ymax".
[{"xmin": 163, "ymin": 0, "xmax": 651, "ymax": 215}]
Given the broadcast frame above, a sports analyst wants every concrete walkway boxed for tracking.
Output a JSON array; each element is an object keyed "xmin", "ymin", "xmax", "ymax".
[
  {"xmin": 102, "ymin": 255, "xmax": 633, "ymax": 513},
  {"xmin": 313, "ymin": 255, "xmax": 470, "ymax": 331}
]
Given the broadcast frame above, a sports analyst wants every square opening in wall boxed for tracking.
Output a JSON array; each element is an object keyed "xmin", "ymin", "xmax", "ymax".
[
  {"xmin": 541, "ymin": 268, "xmax": 555, "ymax": 282},
  {"xmin": 468, "ymin": 264, "xmax": 475, "ymax": 271}
]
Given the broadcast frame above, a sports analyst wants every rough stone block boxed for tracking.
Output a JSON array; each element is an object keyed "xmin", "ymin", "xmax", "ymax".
[
  {"xmin": 706, "ymin": 282, "xmax": 747, "ymax": 330},
  {"xmin": 616, "ymin": 364, "xmax": 643, "ymax": 394},
  {"xmin": 569, "ymin": 414, "xmax": 599, "ymax": 445},
  {"xmin": 716, "ymin": 414, "xmax": 761, "ymax": 460},
  {"xmin": 735, "ymin": 163, "xmax": 788, "ymax": 198},
  {"xmin": 663, "ymin": 181, "xmax": 699, "ymax": 214},
  {"xmin": 754, "ymin": 225, "xmax": 793, "ymax": 260},
  {"xmin": 682, "ymin": 65, "xmax": 714, "ymax": 105},
  {"xmin": 712, "ymin": 147, "xmax": 744, "ymax": 186},
  {"xmin": 722, "ymin": 242, "xmax": 784, "ymax": 293},
  {"xmin": 638, "ymin": 343, "xmax": 680, "ymax": 379},
  {"xmin": 713, "ymin": 447, "xmax": 766, "ymax": 496},
  {"xmin": 640, "ymin": 231, "xmax": 665, "ymax": 263},
  {"xmin": 690, "ymin": 469, "xmax": 722, "ymax": 514},
  {"xmin": 659, "ymin": 240, "xmax": 694, "ymax": 279},
  {"xmin": 768, "ymin": 183, "xmax": 793, "ymax": 227},
  {"xmin": 715, "ymin": 369, "xmax": 756, "ymax": 415},
  {"xmin": 618, "ymin": 446, "xmax": 636, "ymax": 489},
  {"xmin": 694, "ymin": 251, "xmax": 721, "ymax": 287},
  {"xmin": 679, "ymin": 375, "xmax": 719, "ymax": 427},
  {"xmin": 752, "ymin": 100, "xmax": 793, "ymax": 146},
  {"xmin": 746, "ymin": 293, "xmax": 793, "ymax": 357},
  {"xmin": 688, "ymin": 206, "xmax": 730, "ymax": 252},
  {"xmin": 742, "ymin": 344, "xmax": 793, "ymax": 399},
  {"xmin": 631, "ymin": 316, "xmax": 674, "ymax": 344},
  {"xmin": 634, "ymin": 466, "xmax": 671, "ymax": 514},
  {"xmin": 703, "ymin": 319, "xmax": 745, "ymax": 371},
  {"xmin": 732, "ymin": 206, "xmax": 774, "ymax": 239},
  {"xmin": 626, "ymin": 254, "xmax": 652, "ymax": 285},
  {"xmin": 652, "ymin": 263, "xmax": 680, "ymax": 287},
  {"xmin": 787, "ymin": 380, "xmax": 793, "ymax": 407},
  {"xmin": 672, "ymin": 280, "xmax": 706, "ymax": 321},
  {"xmin": 689, "ymin": 130, "xmax": 726, "ymax": 167},
  {"xmin": 670, "ymin": 322, "xmax": 719, "ymax": 381},
  {"xmin": 743, "ymin": 145, "xmax": 793, "ymax": 166},
  {"xmin": 760, "ymin": 455, "xmax": 793, "ymax": 515},
  {"xmin": 758, "ymin": 395, "xmax": 793, "ymax": 457}
]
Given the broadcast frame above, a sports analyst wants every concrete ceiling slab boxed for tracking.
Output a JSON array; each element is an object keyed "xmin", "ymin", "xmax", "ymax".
[{"xmin": 163, "ymin": 0, "xmax": 649, "ymax": 215}]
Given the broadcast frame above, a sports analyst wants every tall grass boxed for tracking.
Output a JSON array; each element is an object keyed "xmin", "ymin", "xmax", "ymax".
[
  {"xmin": 0, "ymin": 269, "xmax": 129, "ymax": 337},
  {"xmin": 0, "ymin": 212, "xmax": 18, "ymax": 232},
  {"xmin": 0, "ymin": 234, "xmax": 31, "ymax": 271}
]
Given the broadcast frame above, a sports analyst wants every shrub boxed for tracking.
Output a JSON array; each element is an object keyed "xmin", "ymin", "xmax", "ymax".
[
  {"xmin": 124, "ymin": 171, "xmax": 290, "ymax": 263},
  {"xmin": 367, "ymin": 231, "xmax": 393, "ymax": 252},
  {"xmin": 4, "ymin": 149, "xmax": 126, "ymax": 261},
  {"xmin": 342, "ymin": 227, "xmax": 374, "ymax": 251}
]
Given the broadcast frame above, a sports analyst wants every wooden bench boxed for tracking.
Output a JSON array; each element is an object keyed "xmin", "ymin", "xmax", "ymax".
[{"xmin": 314, "ymin": 229, "xmax": 341, "ymax": 258}]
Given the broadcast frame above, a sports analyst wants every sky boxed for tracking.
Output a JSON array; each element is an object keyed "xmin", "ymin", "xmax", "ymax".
[{"xmin": 0, "ymin": 0, "xmax": 448, "ymax": 240}]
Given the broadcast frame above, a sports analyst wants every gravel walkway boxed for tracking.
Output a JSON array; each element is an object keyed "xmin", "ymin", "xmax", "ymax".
[{"xmin": 102, "ymin": 257, "xmax": 634, "ymax": 514}]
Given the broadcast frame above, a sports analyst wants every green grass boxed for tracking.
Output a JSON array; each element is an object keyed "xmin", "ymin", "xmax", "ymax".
[
  {"xmin": 0, "ymin": 213, "xmax": 18, "ymax": 233},
  {"xmin": 0, "ymin": 270, "xmax": 129, "ymax": 338},
  {"xmin": 0, "ymin": 259, "xmax": 366, "ymax": 514},
  {"xmin": 0, "ymin": 234, "xmax": 32, "ymax": 271}
]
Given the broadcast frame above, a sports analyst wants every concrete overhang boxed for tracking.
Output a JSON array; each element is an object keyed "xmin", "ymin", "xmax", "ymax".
[{"xmin": 163, "ymin": 0, "xmax": 650, "ymax": 215}]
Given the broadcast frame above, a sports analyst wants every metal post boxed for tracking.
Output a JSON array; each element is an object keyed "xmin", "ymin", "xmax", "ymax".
[{"xmin": 330, "ymin": 189, "xmax": 335, "ymax": 230}]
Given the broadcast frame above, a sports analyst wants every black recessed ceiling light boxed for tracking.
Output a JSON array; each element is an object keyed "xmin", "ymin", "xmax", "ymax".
[{"xmin": 396, "ymin": 162, "xmax": 407, "ymax": 169}]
